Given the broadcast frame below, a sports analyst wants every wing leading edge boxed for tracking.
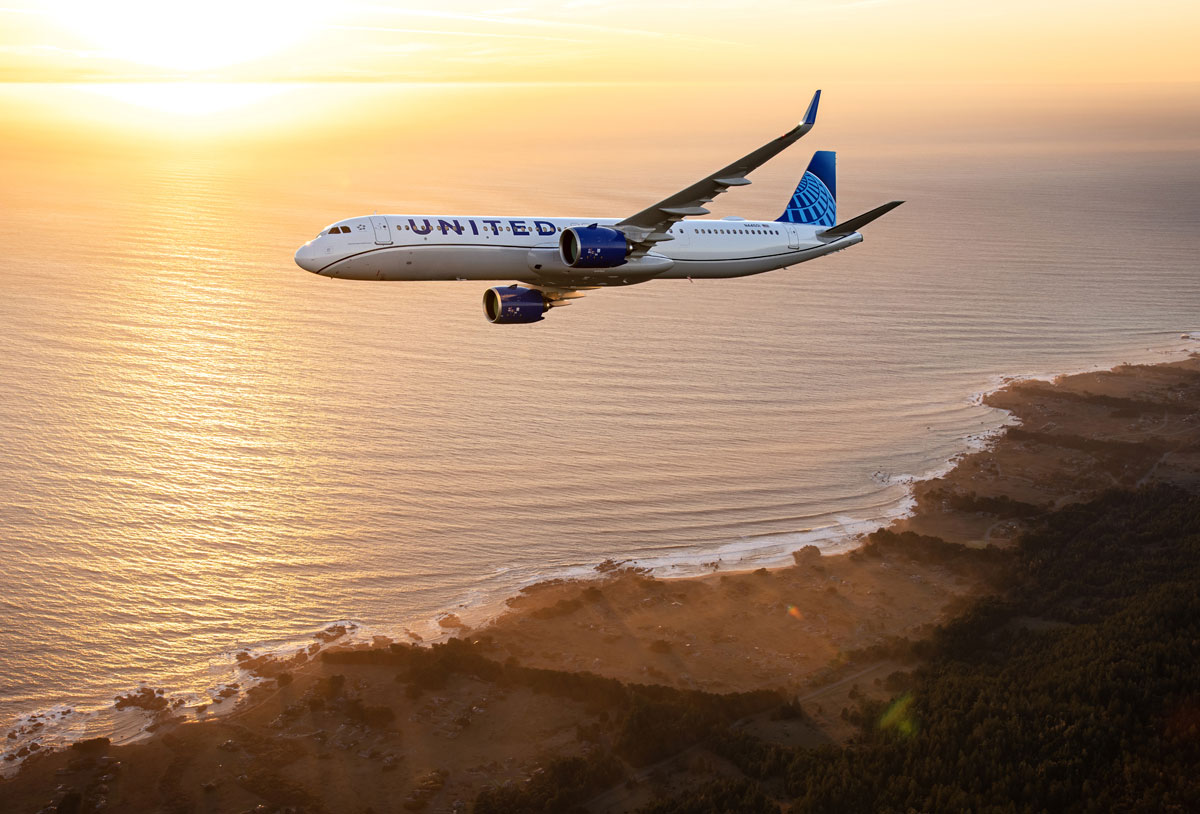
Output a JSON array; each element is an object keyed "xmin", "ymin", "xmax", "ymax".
[{"xmin": 616, "ymin": 90, "xmax": 822, "ymax": 258}]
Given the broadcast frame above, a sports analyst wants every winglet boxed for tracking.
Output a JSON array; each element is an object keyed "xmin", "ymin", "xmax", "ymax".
[
  {"xmin": 819, "ymin": 200, "xmax": 904, "ymax": 239},
  {"xmin": 802, "ymin": 90, "xmax": 821, "ymax": 127}
]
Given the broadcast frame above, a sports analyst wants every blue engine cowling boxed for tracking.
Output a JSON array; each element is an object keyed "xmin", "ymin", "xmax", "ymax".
[
  {"xmin": 559, "ymin": 225, "xmax": 628, "ymax": 269},
  {"xmin": 483, "ymin": 286, "xmax": 547, "ymax": 324}
]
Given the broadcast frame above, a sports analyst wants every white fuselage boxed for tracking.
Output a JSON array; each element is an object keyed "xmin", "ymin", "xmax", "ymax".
[{"xmin": 293, "ymin": 214, "xmax": 861, "ymax": 285}]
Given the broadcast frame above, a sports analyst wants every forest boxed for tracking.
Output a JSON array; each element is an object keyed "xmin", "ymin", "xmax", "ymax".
[{"xmin": 451, "ymin": 484, "xmax": 1200, "ymax": 812}]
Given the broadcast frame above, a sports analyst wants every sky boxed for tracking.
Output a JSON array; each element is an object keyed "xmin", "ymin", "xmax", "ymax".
[{"xmin": 0, "ymin": 0, "xmax": 1197, "ymax": 86}]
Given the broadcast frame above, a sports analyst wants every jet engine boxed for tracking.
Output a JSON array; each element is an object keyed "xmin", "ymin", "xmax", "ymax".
[
  {"xmin": 482, "ymin": 286, "xmax": 548, "ymax": 324},
  {"xmin": 559, "ymin": 225, "xmax": 629, "ymax": 269}
]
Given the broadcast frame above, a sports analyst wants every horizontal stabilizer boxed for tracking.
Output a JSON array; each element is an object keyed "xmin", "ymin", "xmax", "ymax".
[{"xmin": 819, "ymin": 201, "xmax": 904, "ymax": 238}]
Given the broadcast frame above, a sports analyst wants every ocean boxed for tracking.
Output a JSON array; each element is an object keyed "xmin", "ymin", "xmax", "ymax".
[{"xmin": 1, "ymin": 81, "xmax": 1197, "ymax": 761}]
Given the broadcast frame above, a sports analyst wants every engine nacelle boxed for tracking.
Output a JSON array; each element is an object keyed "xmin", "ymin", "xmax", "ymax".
[
  {"xmin": 482, "ymin": 286, "xmax": 547, "ymax": 324},
  {"xmin": 559, "ymin": 225, "xmax": 629, "ymax": 269}
]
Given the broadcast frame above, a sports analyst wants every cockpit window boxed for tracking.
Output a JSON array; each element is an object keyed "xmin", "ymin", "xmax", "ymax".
[{"xmin": 339, "ymin": 226, "xmax": 350, "ymax": 234}]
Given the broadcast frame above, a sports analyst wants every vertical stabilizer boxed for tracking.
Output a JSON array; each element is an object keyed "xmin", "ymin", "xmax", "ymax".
[{"xmin": 776, "ymin": 150, "xmax": 837, "ymax": 226}]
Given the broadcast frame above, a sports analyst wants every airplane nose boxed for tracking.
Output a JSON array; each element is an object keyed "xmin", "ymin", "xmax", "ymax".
[{"xmin": 294, "ymin": 243, "xmax": 320, "ymax": 273}]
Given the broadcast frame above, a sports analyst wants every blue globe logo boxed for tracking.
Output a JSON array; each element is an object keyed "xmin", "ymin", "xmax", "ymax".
[{"xmin": 783, "ymin": 172, "xmax": 836, "ymax": 227}]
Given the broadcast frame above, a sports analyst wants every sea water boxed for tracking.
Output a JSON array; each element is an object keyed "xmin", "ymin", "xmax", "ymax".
[{"xmin": 1, "ymin": 82, "xmax": 1197, "ymax": 761}]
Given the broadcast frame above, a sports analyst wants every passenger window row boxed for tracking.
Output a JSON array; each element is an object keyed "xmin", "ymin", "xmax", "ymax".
[
  {"xmin": 696, "ymin": 227, "xmax": 780, "ymax": 235},
  {"xmin": 324, "ymin": 223, "xmax": 779, "ymax": 237}
]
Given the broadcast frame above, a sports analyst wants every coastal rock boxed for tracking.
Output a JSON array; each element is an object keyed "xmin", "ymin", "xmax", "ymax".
[
  {"xmin": 113, "ymin": 688, "xmax": 168, "ymax": 712},
  {"xmin": 316, "ymin": 623, "xmax": 355, "ymax": 643},
  {"xmin": 793, "ymin": 545, "xmax": 822, "ymax": 565}
]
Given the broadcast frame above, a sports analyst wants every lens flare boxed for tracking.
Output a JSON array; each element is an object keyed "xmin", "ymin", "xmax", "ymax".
[{"xmin": 878, "ymin": 692, "xmax": 917, "ymax": 738}]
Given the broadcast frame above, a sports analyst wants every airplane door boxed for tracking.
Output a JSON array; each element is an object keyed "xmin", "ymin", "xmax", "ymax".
[
  {"xmin": 785, "ymin": 224, "xmax": 800, "ymax": 249},
  {"xmin": 370, "ymin": 216, "xmax": 392, "ymax": 245}
]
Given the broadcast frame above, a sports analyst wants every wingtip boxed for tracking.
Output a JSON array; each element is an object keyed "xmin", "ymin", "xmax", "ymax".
[{"xmin": 802, "ymin": 89, "xmax": 821, "ymax": 127}]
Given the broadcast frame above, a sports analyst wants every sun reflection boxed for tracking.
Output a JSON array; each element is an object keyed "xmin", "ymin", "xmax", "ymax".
[{"xmin": 83, "ymin": 82, "xmax": 287, "ymax": 116}]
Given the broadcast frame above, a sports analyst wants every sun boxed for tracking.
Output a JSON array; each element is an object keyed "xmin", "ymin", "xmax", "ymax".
[{"xmin": 45, "ymin": 0, "xmax": 329, "ymax": 73}]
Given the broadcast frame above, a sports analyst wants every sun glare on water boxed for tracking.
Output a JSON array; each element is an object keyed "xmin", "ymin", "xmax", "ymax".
[
  {"xmin": 83, "ymin": 83, "xmax": 288, "ymax": 116},
  {"xmin": 46, "ymin": 0, "xmax": 327, "ymax": 72}
]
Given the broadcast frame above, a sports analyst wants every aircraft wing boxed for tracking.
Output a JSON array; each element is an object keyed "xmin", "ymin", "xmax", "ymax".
[{"xmin": 616, "ymin": 90, "xmax": 821, "ymax": 258}]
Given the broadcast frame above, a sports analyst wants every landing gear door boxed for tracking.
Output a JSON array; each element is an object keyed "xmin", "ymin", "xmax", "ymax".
[{"xmin": 370, "ymin": 216, "xmax": 393, "ymax": 245}]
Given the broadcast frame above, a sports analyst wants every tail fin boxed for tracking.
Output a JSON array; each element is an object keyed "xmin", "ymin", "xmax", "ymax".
[{"xmin": 776, "ymin": 150, "xmax": 836, "ymax": 227}]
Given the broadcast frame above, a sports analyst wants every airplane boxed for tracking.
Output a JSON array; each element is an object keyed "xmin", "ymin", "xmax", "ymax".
[{"xmin": 293, "ymin": 90, "xmax": 903, "ymax": 324}]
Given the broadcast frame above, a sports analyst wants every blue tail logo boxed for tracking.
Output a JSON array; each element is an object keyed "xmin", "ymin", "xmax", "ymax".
[{"xmin": 776, "ymin": 151, "xmax": 836, "ymax": 227}]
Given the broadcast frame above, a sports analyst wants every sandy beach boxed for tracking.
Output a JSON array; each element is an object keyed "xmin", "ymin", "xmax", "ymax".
[{"xmin": 3, "ymin": 355, "xmax": 1198, "ymax": 813}]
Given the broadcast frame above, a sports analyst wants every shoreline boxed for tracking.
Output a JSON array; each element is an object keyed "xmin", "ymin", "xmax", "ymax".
[
  {"xmin": 2, "ymin": 354, "xmax": 1197, "ymax": 809},
  {"xmin": 2, "ymin": 344, "xmax": 1198, "ymax": 779}
]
